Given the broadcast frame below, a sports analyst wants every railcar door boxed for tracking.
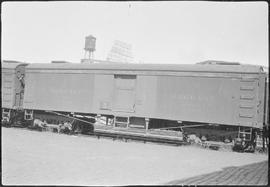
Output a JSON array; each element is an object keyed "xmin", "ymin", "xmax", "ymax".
[{"xmin": 112, "ymin": 74, "xmax": 136, "ymax": 112}]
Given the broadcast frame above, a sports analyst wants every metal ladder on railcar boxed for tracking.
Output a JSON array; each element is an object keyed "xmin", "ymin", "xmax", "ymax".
[
  {"xmin": 238, "ymin": 126, "xmax": 252, "ymax": 142},
  {"xmin": 2, "ymin": 109, "xmax": 11, "ymax": 123},
  {"xmin": 24, "ymin": 110, "xmax": 33, "ymax": 120}
]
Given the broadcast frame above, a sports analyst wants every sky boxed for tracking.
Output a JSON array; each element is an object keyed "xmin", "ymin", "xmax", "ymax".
[{"xmin": 1, "ymin": 1, "xmax": 268, "ymax": 66}]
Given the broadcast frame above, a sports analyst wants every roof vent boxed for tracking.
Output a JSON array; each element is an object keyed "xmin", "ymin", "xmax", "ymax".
[
  {"xmin": 197, "ymin": 60, "xmax": 240, "ymax": 65},
  {"xmin": 51, "ymin": 61, "xmax": 71, "ymax": 63},
  {"xmin": 3, "ymin": 60, "xmax": 22, "ymax": 63}
]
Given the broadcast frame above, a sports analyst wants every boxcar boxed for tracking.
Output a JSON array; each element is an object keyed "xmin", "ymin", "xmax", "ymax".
[
  {"xmin": 22, "ymin": 62, "xmax": 268, "ymax": 142},
  {"xmin": 1, "ymin": 60, "xmax": 28, "ymax": 124}
]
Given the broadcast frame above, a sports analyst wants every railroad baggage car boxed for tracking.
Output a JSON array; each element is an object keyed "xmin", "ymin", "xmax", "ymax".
[
  {"xmin": 1, "ymin": 61, "xmax": 28, "ymax": 124},
  {"xmin": 22, "ymin": 62, "xmax": 268, "ymax": 142}
]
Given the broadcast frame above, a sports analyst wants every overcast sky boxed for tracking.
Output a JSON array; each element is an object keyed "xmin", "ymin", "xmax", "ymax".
[{"xmin": 1, "ymin": 1, "xmax": 268, "ymax": 66}]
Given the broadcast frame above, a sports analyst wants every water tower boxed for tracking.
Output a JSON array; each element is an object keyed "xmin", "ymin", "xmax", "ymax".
[{"xmin": 82, "ymin": 35, "xmax": 96, "ymax": 63}]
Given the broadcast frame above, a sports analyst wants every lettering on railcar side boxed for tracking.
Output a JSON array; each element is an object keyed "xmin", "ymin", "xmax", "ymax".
[
  {"xmin": 49, "ymin": 89, "xmax": 89, "ymax": 95},
  {"xmin": 173, "ymin": 94, "xmax": 214, "ymax": 102}
]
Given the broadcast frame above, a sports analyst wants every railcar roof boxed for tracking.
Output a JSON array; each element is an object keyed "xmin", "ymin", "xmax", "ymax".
[
  {"xmin": 2, "ymin": 61, "xmax": 28, "ymax": 69},
  {"xmin": 26, "ymin": 62, "xmax": 264, "ymax": 73}
]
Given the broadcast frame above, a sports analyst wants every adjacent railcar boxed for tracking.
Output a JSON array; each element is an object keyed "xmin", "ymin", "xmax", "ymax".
[
  {"xmin": 1, "ymin": 61, "xmax": 28, "ymax": 125},
  {"xmin": 22, "ymin": 62, "xmax": 268, "ymax": 141}
]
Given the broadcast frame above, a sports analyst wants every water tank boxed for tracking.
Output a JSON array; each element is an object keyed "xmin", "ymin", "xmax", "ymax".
[{"xmin": 84, "ymin": 35, "xmax": 96, "ymax": 52}]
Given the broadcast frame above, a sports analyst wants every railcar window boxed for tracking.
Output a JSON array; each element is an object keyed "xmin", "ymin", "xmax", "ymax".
[{"xmin": 114, "ymin": 74, "xmax": 136, "ymax": 79}]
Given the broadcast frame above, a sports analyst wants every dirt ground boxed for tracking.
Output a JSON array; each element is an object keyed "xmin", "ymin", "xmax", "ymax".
[{"xmin": 2, "ymin": 127, "xmax": 268, "ymax": 186}]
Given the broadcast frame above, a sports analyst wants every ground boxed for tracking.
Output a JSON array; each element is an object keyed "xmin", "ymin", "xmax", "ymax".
[{"xmin": 1, "ymin": 127, "xmax": 268, "ymax": 186}]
